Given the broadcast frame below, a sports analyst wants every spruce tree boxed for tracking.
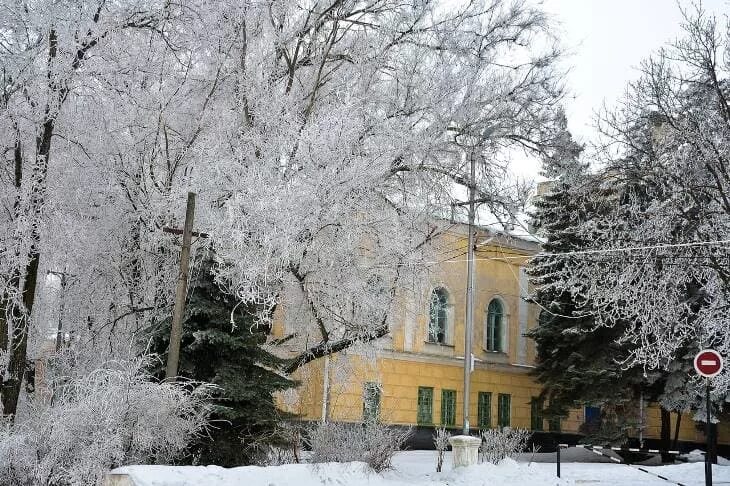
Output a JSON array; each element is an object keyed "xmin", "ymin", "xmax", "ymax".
[
  {"xmin": 526, "ymin": 116, "xmax": 649, "ymax": 444},
  {"xmin": 148, "ymin": 254, "xmax": 295, "ymax": 466}
]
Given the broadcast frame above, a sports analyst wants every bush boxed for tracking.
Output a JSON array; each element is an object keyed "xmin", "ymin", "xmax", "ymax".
[
  {"xmin": 254, "ymin": 445, "xmax": 299, "ymax": 466},
  {"xmin": 307, "ymin": 421, "xmax": 411, "ymax": 472},
  {"xmin": 0, "ymin": 359, "xmax": 213, "ymax": 486},
  {"xmin": 479, "ymin": 427, "xmax": 530, "ymax": 464},
  {"xmin": 247, "ymin": 421, "xmax": 304, "ymax": 466},
  {"xmin": 433, "ymin": 427, "xmax": 451, "ymax": 472}
]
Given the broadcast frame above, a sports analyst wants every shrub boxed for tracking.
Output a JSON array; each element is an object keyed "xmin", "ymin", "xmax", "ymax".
[
  {"xmin": 0, "ymin": 359, "xmax": 213, "ymax": 486},
  {"xmin": 433, "ymin": 427, "xmax": 451, "ymax": 472},
  {"xmin": 247, "ymin": 421, "xmax": 304, "ymax": 466},
  {"xmin": 307, "ymin": 421, "xmax": 411, "ymax": 472},
  {"xmin": 254, "ymin": 445, "xmax": 299, "ymax": 466},
  {"xmin": 479, "ymin": 427, "xmax": 530, "ymax": 464}
]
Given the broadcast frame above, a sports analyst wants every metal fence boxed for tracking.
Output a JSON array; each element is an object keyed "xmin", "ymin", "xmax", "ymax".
[{"xmin": 556, "ymin": 444, "xmax": 690, "ymax": 486}]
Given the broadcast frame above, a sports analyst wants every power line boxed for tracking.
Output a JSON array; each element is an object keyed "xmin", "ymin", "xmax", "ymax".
[
  {"xmin": 437, "ymin": 238, "xmax": 730, "ymax": 264},
  {"xmin": 495, "ymin": 245, "xmax": 582, "ymax": 321},
  {"xmin": 354, "ymin": 243, "xmax": 730, "ymax": 272}
]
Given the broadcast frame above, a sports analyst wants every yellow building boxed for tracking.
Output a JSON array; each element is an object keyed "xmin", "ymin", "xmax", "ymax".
[{"xmin": 273, "ymin": 221, "xmax": 729, "ymax": 447}]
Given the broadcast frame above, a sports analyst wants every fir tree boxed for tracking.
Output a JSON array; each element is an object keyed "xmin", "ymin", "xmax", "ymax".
[
  {"xmin": 148, "ymin": 254, "xmax": 295, "ymax": 466},
  {"xmin": 526, "ymin": 116, "xmax": 650, "ymax": 444}
]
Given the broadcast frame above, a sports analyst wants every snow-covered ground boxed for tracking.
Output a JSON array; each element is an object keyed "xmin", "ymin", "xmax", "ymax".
[{"xmin": 111, "ymin": 450, "xmax": 729, "ymax": 486}]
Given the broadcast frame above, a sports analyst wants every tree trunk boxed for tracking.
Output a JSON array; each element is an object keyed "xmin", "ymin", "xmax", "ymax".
[
  {"xmin": 0, "ymin": 291, "xmax": 9, "ymax": 414},
  {"xmin": 1, "ymin": 254, "xmax": 39, "ymax": 418},
  {"xmin": 672, "ymin": 411, "xmax": 681, "ymax": 450},
  {"xmin": 660, "ymin": 408, "xmax": 671, "ymax": 463},
  {"xmin": 1, "ymin": 29, "xmax": 59, "ymax": 417},
  {"xmin": 0, "ymin": 134, "xmax": 22, "ymax": 416},
  {"xmin": 0, "ymin": 293, "xmax": 8, "ymax": 354},
  {"xmin": 1, "ymin": 13, "xmax": 107, "ymax": 416},
  {"xmin": 1, "ymin": 113, "xmax": 54, "ymax": 418}
]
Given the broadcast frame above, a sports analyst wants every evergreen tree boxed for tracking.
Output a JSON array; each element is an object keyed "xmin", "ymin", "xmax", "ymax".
[
  {"xmin": 526, "ymin": 116, "xmax": 650, "ymax": 444},
  {"xmin": 148, "ymin": 254, "xmax": 295, "ymax": 466}
]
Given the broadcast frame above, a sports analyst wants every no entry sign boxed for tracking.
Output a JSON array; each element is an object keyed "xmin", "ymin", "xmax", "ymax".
[{"xmin": 694, "ymin": 349, "xmax": 723, "ymax": 378}]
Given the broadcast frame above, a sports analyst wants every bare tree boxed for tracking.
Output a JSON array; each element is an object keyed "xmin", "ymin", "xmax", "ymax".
[
  {"xmin": 0, "ymin": 0, "xmax": 194, "ymax": 418},
  {"xmin": 562, "ymin": 5, "xmax": 730, "ymax": 401},
  {"xmin": 204, "ymin": 0, "xmax": 568, "ymax": 373},
  {"xmin": 433, "ymin": 426, "xmax": 451, "ymax": 472},
  {"xmin": 0, "ymin": 1, "xmax": 568, "ymax": 415}
]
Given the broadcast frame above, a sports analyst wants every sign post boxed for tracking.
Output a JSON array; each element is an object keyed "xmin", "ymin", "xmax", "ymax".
[{"xmin": 694, "ymin": 349, "xmax": 723, "ymax": 486}]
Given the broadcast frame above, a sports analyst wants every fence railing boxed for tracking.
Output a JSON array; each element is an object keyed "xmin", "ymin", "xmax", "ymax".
[{"xmin": 556, "ymin": 443, "xmax": 689, "ymax": 486}]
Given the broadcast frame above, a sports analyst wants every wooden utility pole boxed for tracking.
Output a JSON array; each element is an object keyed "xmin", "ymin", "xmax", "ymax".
[{"xmin": 165, "ymin": 192, "xmax": 197, "ymax": 380}]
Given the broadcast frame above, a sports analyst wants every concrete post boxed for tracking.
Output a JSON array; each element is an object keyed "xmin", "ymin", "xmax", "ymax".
[{"xmin": 449, "ymin": 435, "xmax": 482, "ymax": 468}]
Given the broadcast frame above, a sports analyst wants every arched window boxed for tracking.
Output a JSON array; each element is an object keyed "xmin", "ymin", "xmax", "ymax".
[
  {"xmin": 428, "ymin": 287, "xmax": 449, "ymax": 344},
  {"xmin": 486, "ymin": 299, "xmax": 504, "ymax": 352}
]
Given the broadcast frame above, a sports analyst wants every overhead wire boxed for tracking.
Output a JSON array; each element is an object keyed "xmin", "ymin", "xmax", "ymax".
[
  {"xmin": 433, "ymin": 238, "xmax": 730, "ymax": 264},
  {"xmin": 495, "ymin": 244, "xmax": 582, "ymax": 320},
  {"xmin": 444, "ymin": 236, "xmax": 730, "ymax": 320},
  {"xmin": 356, "ymin": 236, "xmax": 730, "ymax": 272}
]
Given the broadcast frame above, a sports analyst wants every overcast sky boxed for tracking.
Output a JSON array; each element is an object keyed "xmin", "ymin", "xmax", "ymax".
[{"xmin": 510, "ymin": 0, "xmax": 729, "ymax": 178}]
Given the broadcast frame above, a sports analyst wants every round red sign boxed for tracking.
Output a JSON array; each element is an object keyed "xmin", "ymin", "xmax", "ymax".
[{"xmin": 694, "ymin": 349, "xmax": 723, "ymax": 378}]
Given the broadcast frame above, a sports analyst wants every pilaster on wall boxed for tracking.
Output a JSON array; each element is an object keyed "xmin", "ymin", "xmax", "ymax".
[
  {"xmin": 517, "ymin": 267, "xmax": 528, "ymax": 365},
  {"xmin": 402, "ymin": 298, "xmax": 416, "ymax": 352}
]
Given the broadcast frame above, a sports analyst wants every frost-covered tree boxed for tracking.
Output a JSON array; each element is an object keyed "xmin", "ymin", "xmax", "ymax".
[
  {"xmin": 0, "ymin": 1, "xmax": 241, "ymax": 416},
  {"xmin": 0, "ymin": 0, "xmax": 197, "ymax": 417},
  {"xmin": 1, "ymin": 0, "xmax": 569, "ymax": 418},
  {"xmin": 527, "ymin": 117, "xmax": 654, "ymax": 445},
  {"xmin": 558, "ymin": 6, "xmax": 730, "ymax": 427},
  {"xmin": 198, "ymin": 0, "xmax": 569, "ymax": 371}
]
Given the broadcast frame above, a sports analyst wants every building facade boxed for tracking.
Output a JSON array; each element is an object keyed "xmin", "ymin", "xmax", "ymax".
[{"xmin": 273, "ymin": 221, "xmax": 729, "ymax": 447}]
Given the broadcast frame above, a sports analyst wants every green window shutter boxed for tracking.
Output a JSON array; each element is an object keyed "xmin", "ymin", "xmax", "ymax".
[
  {"xmin": 498, "ymin": 393, "xmax": 511, "ymax": 428},
  {"xmin": 441, "ymin": 389, "xmax": 456, "ymax": 426},
  {"xmin": 363, "ymin": 382, "xmax": 381, "ymax": 422},
  {"xmin": 417, "ymin": 387, "xmax": 434, "ymax": 425},
  {"xmin": 530, "ymin": 397, "xmax": 544, "ymax": 431},
  {"xmin": 477, "ymin": 392, "xmax": 492, "ymax": 429}
]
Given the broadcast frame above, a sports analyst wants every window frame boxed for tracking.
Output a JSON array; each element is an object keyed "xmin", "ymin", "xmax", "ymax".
[
  {"xmin": 441, "ymin": 389, "xmax": 456, "ymax": 426},
  {"xmin": 417, "ymin": 387, "xmax": 434, "ymax": 425},
  {"xmin": 428, "ymin": 287, "xmax": 449, "ymax": 344},
  {"xmin": 530, "ymin": 397, "xmax": 544, "ymax": 431},
  {"xmin": 486, "ymin": 298, "xmax": 505, "ymax": 352},
  {"xmin": 498, "ymin": 393, "xmax": 511, "ymax": 428},
  {"xmin": 477, "ymin": 391, "xmax": 492, "ymax": 429},
  {"xmin": 548, "ymin": 415, "xmax": 561, "ymax": 432}
]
